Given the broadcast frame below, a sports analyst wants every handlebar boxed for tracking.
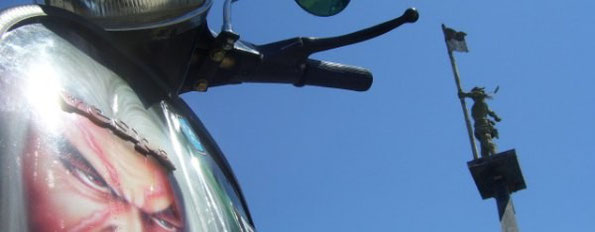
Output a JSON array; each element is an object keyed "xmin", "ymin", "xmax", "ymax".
[
  {"xmin": 182, "ymin": 8, "xmax": 418, "ymax": 93},
  {"xmin": 297, "ymin": 59, "xmax": 372, "ymax": 91}
]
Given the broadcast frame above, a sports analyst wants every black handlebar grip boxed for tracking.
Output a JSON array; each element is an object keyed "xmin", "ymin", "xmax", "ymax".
[{"xmin": 298, "ymin": 59, "xmax": 373, "ymax": 91}]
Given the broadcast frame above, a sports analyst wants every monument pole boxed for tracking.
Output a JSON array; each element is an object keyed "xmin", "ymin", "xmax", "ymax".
[
  {"xmin": 442, "ymin": 24, "xmax": 527, "ymax": 232},
  {"xmin": 441, "ymin": 24, "xmax": 479, "ymax": 160}
]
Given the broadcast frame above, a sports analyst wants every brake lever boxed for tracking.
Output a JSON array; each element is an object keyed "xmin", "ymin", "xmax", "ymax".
[{"xmin": 259, "ymin": 8, "xmax": 419, "ymax": 61}]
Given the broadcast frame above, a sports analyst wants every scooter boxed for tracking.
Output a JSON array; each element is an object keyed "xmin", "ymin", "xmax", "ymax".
[{"xmin": 0, "ymin": 0, "xmax": 417, "ymax": 231}]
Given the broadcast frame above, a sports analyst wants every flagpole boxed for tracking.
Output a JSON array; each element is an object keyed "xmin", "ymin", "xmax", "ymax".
[{"xmin": 442, "ymin": 24, "xmax": 479, "ymax": 160}]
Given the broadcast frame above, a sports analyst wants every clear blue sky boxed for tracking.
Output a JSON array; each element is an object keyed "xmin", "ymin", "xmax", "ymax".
[{"xmin": 2, "ymin": 0, "xmax": 595, "ymax": 231}]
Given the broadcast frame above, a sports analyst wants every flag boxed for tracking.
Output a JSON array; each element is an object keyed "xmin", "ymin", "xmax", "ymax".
[{"xmin": 442, "ymin": 24, "xmax": 469, "ymax": 52}]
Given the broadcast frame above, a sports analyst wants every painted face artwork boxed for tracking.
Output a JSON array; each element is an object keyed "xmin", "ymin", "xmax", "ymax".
[
  {"xmin": 0, "ymin": 22, "xmax": 256, "ymax": 231},
  {"xmin": 22, "ymin": 107, "xmax": 184, "ymax": 231}
]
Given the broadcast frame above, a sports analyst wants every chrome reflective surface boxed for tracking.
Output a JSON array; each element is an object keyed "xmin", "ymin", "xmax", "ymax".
[
  {"xmin": 0, "ymin": 19, "xmax": 253, "ymax": 231},
  {"xmin": 44, "ymin": 0, "xmax": 212, "ymax": 30}
]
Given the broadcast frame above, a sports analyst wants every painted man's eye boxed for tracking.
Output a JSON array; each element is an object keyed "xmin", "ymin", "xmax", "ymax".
[
  {"xmin": 71, "ymin": 165, "xmax": 110, "ymax": 193},
  {"xmin": 58, "ymin": 139, "xmax": 111, "ymax": 194},
  {"xmin": 151, "ymin": 217, "xmax": 178, "ymax": 232}
]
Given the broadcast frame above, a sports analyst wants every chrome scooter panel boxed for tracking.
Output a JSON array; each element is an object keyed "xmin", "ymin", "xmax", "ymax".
[{"xmin": 0, "ymin": 5, "xmax": 254, "ymax": 232}]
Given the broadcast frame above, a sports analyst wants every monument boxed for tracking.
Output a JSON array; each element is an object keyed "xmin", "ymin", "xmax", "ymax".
[{"xmin": 442, "ymin": 24, "xmax": 527, "ymax": 232}]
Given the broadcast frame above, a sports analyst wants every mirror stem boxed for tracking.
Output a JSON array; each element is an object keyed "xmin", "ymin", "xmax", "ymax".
[{"xmin": 222, "ymin": 0, "xmax": 235, "ymax": 33}]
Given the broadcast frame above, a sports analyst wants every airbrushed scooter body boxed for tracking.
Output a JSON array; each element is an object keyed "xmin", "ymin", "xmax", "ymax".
[{"xmin": 0, "ymin": 1, "xmax": 417, "ymax": 231}]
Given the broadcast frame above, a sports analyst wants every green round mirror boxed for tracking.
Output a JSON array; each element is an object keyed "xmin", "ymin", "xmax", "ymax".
[{"xmin": 295, "ymin": 0, "xmax": 351, "ymax": 17}]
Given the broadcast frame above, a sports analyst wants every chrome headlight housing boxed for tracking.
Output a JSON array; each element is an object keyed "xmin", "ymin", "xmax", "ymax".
[{"xmin": 43, "ymin": 0, "xmax": 212, "ymax": 31}]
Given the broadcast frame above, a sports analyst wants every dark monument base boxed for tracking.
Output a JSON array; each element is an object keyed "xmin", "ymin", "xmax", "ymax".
[{"xmin": 467, "ymin": 149, "xmax": 526, "ymax": 200}]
